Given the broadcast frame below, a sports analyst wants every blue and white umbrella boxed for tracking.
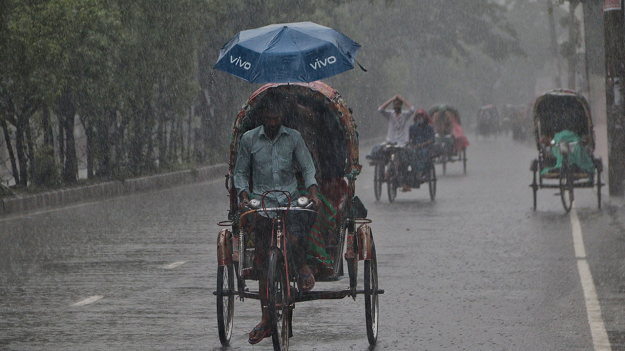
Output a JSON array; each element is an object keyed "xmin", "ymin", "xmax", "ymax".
[{"xmin": 214, "ymin": 22, "xmax": 362, "ymax": 83}]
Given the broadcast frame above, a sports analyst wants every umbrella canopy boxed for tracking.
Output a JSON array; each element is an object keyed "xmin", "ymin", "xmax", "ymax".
[{"xmin": 214, "ymin": 22, "xmax": 361, "ymax": 83}]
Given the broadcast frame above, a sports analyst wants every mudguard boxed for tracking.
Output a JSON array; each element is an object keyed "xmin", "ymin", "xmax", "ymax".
[
  {"xmin": 357, "ymin": 224, "xmax": 373, "ymax": 260},
  {"xmin": 217, "ymin": 229, "xmax": 232, "ymax": 266}
]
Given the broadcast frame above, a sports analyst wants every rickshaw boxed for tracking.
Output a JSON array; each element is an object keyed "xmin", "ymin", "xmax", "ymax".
[
  {"xmin": 429, "ymin": 105, "xmax": 469, "ymax": 175},
  {"xmin": 529, "ymin": 89, "xmax": 603, "ymax": 213},
  {"xmin": 476, "ymin": 104, "xmax": 501, "ymax": 139},
  {"xmin": 215, "ymin": 82, "xmax": 382, "ymax": 350},
  {"xmin": 510, "ymin": 103, "xmax": 533, "ymax": 141},
  {"xmin": 367, "ymin": 143, "xmax": 437, "ymax": 203}
]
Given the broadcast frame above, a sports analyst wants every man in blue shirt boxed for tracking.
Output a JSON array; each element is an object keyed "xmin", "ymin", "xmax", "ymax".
[{"xmin": 234, "ymin": 92, "xmax": 321, "ymax": 344}]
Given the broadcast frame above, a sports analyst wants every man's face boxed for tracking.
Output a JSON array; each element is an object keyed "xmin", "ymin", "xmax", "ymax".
[
  {"xmin": 393, "ymin": 99, "xmax": 402, "ymax": 113},
  {"xmin": 262, "ymin": 110, "xmax": 283, "ymax": 136}
]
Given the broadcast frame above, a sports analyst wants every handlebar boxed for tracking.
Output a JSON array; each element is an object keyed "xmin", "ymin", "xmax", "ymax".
[{"xmin": 241, "ymin": 194, "xmax": 317, "ymax": 217}]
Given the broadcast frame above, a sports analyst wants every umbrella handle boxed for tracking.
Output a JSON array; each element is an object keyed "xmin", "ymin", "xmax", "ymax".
[{"xmin": 355, "ymin": 59, "xmax": 367, "ymax": 72}]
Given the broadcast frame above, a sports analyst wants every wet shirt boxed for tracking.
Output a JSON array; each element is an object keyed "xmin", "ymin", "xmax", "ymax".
[
  {"xmin": 233, "ymin": 125, "xmax": 317, "ymax": 209},
  {"xmin": 379, "ymin": 106, "xmax": 416, "ymax": 145},
  {"xmin": 409, "ymin": 123, "xmax": 435, "ymax": 146}
]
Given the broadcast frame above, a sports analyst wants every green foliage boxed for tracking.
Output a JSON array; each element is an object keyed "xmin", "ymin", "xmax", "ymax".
[{"xmin": 0, "ymin": 0, "xmax": 531, "ymax": 189}]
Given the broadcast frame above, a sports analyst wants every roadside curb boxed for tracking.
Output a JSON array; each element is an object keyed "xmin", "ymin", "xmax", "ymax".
[{"xmin": 0, "ymin": 163, "xmax": 229, "ymax": 216}]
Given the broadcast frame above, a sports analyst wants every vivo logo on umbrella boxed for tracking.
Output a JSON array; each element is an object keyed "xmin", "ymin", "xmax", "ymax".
[
  {"xmin": 310, "ymin": 56, "xmax": 337, "ymax": 70},
  {"xmin": 230, "ymin": 56, "xmax": 251, "ymax": 70}
]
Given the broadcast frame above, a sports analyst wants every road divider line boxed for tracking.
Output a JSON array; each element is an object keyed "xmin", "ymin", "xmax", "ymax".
[
  {"xmin": 162, "ymin": 261, "xmax": 186, "ymax": 269},
  {"xmin": 570, "ymin": 207, "xmax": 611, "ymax": 351},
  {"xmin": 72, "ymin": 295, "xmax": 104, "ymax": 306}
]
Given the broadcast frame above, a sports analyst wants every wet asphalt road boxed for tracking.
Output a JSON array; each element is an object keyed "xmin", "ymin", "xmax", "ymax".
[{"xmin": 1, "ymin": 135, "xmax": 624, "ymax": 351}]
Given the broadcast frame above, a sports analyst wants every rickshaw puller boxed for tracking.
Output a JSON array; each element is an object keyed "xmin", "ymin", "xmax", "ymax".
[
  {"xmin": 377, "ymin": 94, "xmax": 415, "ymax": 191},
  {"xmin": 233, "ymin": 93, "xmax": 321, "ymax": 344}
]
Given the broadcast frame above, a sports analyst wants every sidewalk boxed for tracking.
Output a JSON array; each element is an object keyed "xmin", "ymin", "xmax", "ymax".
[{"xmin": 0, "ymin": 163, "xmax": 228, "ymax": 216}]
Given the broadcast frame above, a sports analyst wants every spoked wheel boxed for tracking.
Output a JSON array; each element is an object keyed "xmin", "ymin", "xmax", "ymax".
[
  {"xmin": 532, "ymin": 171, "xmax": 538, "ymax": 211},
  {"xmin": 374, "ymin": 164, "xmax": 383, "ymax": 201},
  {"xmin": 268, "ymin": 249, "xmax": 291, "ymax": 351},
  {"xmin": 462, "ymin": 149, "xmax": 467, "ymax": 174},
  {"xmin": 559, "ymin": 165, "xmax": 574, "ymax": 213},
  {"xmin": 428, "ymin": 164, "xmax": 436, "ymax": 201},
  {"xmin": 387, "ymin": 162, "xmax": 398, "ymax": 203},
  {"xmin": 364, "ymin": 242, "xmax": 379, "ymax": 345},
  {"xmin": 596, "ymin": 157, "xmax": 603, "ymax": 209},
  {"xmin": 216, "ymin": 264, "xmax": 235, "ymax": 346},
  {"xmin": 597, "ymin": 169, "xmax": 602, "ymax": 209}
]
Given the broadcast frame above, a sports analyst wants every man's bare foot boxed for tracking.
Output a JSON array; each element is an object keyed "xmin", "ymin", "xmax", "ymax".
[{"xmin": 298, "ymin": 265, "xmax": 315, "ymax": 292}]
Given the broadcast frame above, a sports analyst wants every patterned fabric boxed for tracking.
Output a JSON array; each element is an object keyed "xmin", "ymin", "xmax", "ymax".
[{"xmin": 297, "ymin": 185, "xmax": 340, "ymax": 276}]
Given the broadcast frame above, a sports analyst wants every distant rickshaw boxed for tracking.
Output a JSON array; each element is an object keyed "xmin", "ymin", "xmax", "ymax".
[
  {"xmin": 529, "ymin": 89, "xmax": 603, "ymax": 213},
  {"xmin": 510, "ymin": 103, "xmax": 532, "ymax": 141},
  {"xmin": 429, "ymin": 105, "xmax": 469, "ymax": 175},
  {"xmin": 475, "ymin": 104, "xmax": 500, "ymax": 139}
]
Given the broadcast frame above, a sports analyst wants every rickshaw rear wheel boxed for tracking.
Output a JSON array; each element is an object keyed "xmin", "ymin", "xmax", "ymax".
[
  {"xmin": 374, "ymin": 164, "xmax": 383, "ymax": 201},
  {"xmin": 428, "ymin": 164, "xmax": 436, "ymax": 201},
  {"xmin": 268, "ymin": 249, "xmax": 291, "ymax": 351},
  {"xmin": 364, "ymin": 241, "xmax": 379, "ymax": 345},
  {"xmin": 387, "ymin": 162, "xmax": 398, "ymax": 203},
  {"xmin": 597, "ymin": 169, "xmax": 602, "ymax": 209},
  {"xmin": 217, "ymin": 264, "xmax": 234, "ymax": 346},
  {"xmin": 559, "ymin": 165, "xmax": 574, "ymax": 213},
  {"xmin": 462, "ymin": 149, "xmax": 467, "ymax": 174}
]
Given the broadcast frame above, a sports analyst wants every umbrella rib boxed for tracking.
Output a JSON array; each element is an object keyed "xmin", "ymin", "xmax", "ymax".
[{"xmin": 285, "ymin": 28, "xmax": 310, "ymax": 82}]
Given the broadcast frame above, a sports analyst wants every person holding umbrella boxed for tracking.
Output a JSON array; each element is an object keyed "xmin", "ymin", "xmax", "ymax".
[{"xmin": 233, "ymin": 91, "xmax": 322, "ymax": 345}]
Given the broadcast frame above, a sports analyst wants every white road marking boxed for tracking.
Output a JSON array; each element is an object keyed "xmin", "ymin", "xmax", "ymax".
[
  {"xmin": 570, "ymin": 207, "xmax": 611, "ymax": 350},
  {"xmin": 72, "ymin": 295, "xmax": 104, "ymax": 306},
  {"xmin": 162, "ymin": 261, "xmax": 186, "ymax": 269}
]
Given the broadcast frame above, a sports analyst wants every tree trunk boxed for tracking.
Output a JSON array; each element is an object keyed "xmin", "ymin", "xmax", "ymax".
[
  {"xmin": 1, "ymin": 118, "xmax": 19, "ymax": 184},
  {"xmin": 81, "ymin": 117, "xmax": 94, "ymax": 179},
  {"xmin": 567, "ymin": 1, "xmax": 579, "ymax": 90},
  {"xmin": 14, "ymin": 123, "xmax": 27, "ymax": 187},
  {"xmin": 186, "ymin": 106, "xmax": 193, "ymax": 162},
  {"xmin": 25, "ymin": 119, "xmax": 35, "ymax": 183},
  {"xmin": 604, "ymin": 1, "xmax": 625, "ymax": 196},
  {"xmin": 548, "ymin": 0, "xmax": 563, "ymax": 88},
  {"xmin": 42, "ymin": 106, "xmax": 54, "ymax": 147},
  {"xmin": 58, "ymin": 90, "xmax": 77, "ymax": 184},
  {"xmin": 58, "ymin": 115, "xmax": 65, "ymax": 168},
  {"xmin": 157, "ymin": 115, "xmax": 166, "ymax": 168}
]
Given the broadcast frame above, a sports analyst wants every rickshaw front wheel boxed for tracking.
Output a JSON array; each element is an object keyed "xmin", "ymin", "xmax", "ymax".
[
  {"xmin": 559, "ymin": 166, "xmax": 574, "ymax": 213},
  {"xmin": 268, "ymin": 249, "xmax": 291, "ymax": 351},
  {"xmin": 462, "ymin": 149, "xmax": 467, "ymax": 174},
  {"xmin": 365, "ymin": 241, "xmax": 379, "ymax": 345},
  {"xmin": 428, "ymin": 164, "xmax": 437, "ymax": 201},
  {"xmin": 373, "ymin": 164, "xmax": 383, "ymax": 201},
  {"xmin": 217, "ymin": 264, "xmax": 235, "ymax": 346},
  {"xmin": 387, "ymin": 162, "xmax": 398, "ymax": 203}
]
